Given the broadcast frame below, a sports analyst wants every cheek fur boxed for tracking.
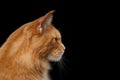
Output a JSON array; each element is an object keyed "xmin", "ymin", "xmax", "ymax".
[{"xmin": 47, "ymin": 44, "xmax": 65, "ymax": 62}]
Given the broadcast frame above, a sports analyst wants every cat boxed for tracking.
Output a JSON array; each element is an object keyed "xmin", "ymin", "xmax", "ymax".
[{"xmin": 0, "ymin": 10, "xmax": 65, "ymax": 80}]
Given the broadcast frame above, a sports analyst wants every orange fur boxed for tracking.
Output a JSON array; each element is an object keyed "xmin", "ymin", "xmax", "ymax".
[{"xmin": 0, "ymin": 10, "xmax": 65, "ymax": 80}]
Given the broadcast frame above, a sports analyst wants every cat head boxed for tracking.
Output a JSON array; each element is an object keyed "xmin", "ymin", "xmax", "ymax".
[{"xmin": 22, "ymin": 10, "xmax": 65, "ymax": 62}]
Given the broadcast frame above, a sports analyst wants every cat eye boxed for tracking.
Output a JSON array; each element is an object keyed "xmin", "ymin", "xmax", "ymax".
[{"xmin": 53, "ymin": 38, "xmax": 58, "ymax": 42}]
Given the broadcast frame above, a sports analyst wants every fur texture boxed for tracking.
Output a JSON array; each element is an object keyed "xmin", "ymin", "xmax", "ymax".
[{"xmin": 0, "ymin": 10, "xmax": 65, "ymax": 80}]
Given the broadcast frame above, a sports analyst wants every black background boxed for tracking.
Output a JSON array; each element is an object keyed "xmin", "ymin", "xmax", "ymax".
[{"xmin": 0, "ymin": 0, "xmax": 113, "ymax": 80}]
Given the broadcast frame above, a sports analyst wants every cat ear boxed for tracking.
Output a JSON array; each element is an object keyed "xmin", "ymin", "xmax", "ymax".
[{"xmin": 37, "ymin": 10, "xmax": 55, "ymax": 33}]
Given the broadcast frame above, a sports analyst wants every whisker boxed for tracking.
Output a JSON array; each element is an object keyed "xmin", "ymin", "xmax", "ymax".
[
  {"xmin": 61, "ymin": 56, "xmax": 69, "ymax": 73},
  {"xmin": 58, "ymin": 61, "xmax": 62, "ymax": 80},
  {"xmin": 57, "ymin": 55, "xmax": 69, "ymax": 80}
]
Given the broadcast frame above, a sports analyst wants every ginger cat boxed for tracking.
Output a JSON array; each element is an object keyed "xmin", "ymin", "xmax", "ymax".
[{"xmin": 0, "ymin": 10, "xmax": 65, "ymax": 80}]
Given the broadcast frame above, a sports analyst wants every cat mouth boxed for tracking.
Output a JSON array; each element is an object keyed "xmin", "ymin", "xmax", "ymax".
[{"xmin": 47, "ymin": 51, "xmax": 64, "ymax": 62}]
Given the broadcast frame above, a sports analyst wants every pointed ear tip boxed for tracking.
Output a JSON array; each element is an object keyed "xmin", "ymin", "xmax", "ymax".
[
  {"xmin": 50, "ymin": 10, "xmax": 55, "ymax": 13},
  {"xmin": 47, "ymin": 10, "xmax": 55, "ymax": 15}
]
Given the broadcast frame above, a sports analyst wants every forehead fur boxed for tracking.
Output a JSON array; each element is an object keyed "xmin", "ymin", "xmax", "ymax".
[{"xmin": 45, "ymin": 25, "xmax": 61, "ymax": 38}]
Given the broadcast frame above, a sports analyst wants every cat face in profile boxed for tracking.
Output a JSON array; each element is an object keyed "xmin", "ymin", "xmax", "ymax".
[
  {"xmin": 0, "ymin": 10, "xmax": 65, "ymax": 80},
  {"xmin": 25, "ymin": 10, "xmax": 65, "ymax": 62}
]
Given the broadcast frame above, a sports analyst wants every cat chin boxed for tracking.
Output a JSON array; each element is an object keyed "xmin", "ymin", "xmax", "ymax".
[{"xmin": 47, "ymin": 54, "xmax": 63, "ymax": 62}]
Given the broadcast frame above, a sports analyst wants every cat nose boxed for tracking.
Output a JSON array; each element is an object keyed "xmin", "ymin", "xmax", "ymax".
[
  {"xmin": 61, "ymin": 44, "xmax": 65, "ymax": 50},
  {"xmin": 63, "ymin": 46, "xmax": 65, "ymax": 50}
]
